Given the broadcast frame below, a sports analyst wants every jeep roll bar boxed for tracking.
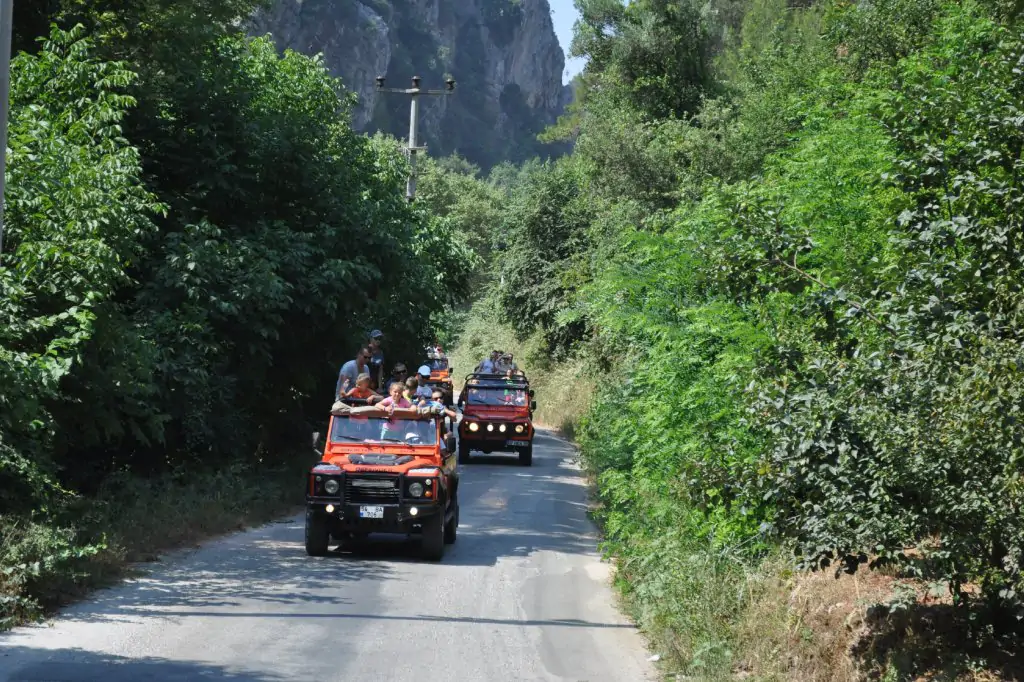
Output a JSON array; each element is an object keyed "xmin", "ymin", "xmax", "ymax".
[
  {"xmin": 330, "ymin": 397, "xmax": 444, "ymax": 419},
  {"xmin": 462, "ymin": 371, "xmax": 530, "ymax": 386}
]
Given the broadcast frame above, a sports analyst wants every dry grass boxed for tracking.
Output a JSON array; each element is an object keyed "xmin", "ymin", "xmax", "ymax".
[
  {"xmin": 734, "ymin": 562, "xmax": 895, "ymax": 682},
  {"xmin": 731, "ymin": 563, "xmax": 1024, "ymax": 682}
]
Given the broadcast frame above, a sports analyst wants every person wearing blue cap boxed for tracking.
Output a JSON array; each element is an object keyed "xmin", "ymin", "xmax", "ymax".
[{"xmin": 367, "ymin": 329, "xmax": 384, "ymax": 390}]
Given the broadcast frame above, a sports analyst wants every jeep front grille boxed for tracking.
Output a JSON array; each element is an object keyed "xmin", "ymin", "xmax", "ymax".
[{"xmin": 345, "ymin": 475, "xmax": 400, "ymax": 503}]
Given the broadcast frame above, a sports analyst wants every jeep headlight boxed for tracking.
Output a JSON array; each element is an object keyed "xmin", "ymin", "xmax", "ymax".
[
  {"xmin": 324, "ymin": 479, "xmax": 340, "ymax": 495},
  {"xmin": 408, "ymin": 482, "xmax": 424, "ymax": 498},
  {"xmin": 487, "ymin": 424, "xmax": 494, "ymax": 432},
  {"xmin": 468, "ymin": 422, "xmax": 479, "ymax": 432},
  {"xmin": 515, "ymin": 424, "xmax": 524, "ymax": 433},
  {"xmin": 499, "ymin": 424, "xmax": 507, "ymax": 433}
]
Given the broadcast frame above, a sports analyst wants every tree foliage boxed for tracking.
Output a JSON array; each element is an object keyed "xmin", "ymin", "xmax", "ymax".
[
  {"xmin": 1, "ymin": 2, "xmax": 473, "ymax": 624},
  {"xmin": 476, "ymin": 0, "xmax": 1024, "ymax": 672}
]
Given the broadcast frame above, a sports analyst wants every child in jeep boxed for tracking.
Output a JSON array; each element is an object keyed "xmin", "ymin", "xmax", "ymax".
[
  {"xmin": 345, "ymin": 373, "xmax": 383, "ymax": 404},
  {"xmin": 380, "ymin": 380, "xmax": 412, "ymax": 415}
]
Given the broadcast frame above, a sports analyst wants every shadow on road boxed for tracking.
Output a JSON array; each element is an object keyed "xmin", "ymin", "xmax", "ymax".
[
  {"xmin": 0, "ymin": 646, "xmax": 284, "ymax": 681},
  {"xmin": 46, "ymin": 610, "xmax": 636, "ymax": 629},
  {"xmin": 4, "ymin": 430, "xmax": 607, "ymax": 631},
  {"xmin": 49, "ymin": 526, "xmax": 391, "ymax": 625}
]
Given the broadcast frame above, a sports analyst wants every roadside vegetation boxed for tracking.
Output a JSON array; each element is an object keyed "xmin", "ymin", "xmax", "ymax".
[
  {"xmin": 450, "ymin": 0, "xmax": 1024, "ymax": 678},
  {"xmin": 0, "ymin": 0, "xmax": 477, "ymax": 628},
  {"xmin": 8, "ymin": 0, "xmax": 1024, "ymax": 678}
]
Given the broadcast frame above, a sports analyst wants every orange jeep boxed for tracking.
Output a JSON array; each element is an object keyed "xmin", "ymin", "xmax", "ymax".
[
  {"xmin": 456, "ymin": 371, "xmax": 536, "ymax": 466},
  {"xmin": 305, "ymin": 399, "xmax": 459, "ymax": 560},
  {"xmin": 421, "ymin": 353, "xmax": 454, "ymax": 405}
]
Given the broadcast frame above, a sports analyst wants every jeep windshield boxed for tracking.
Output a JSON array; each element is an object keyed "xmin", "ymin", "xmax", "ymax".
[
  {"xmin": 330, "ymin": 415, "xmax": 438, "ymax": 445},
  {"xmin": 427, "ymin": 358, "xmax": 448, "ymax": 371},
  {"xmin": 464, "ymin": 386, "xmax": 528, "ymax": 407}
]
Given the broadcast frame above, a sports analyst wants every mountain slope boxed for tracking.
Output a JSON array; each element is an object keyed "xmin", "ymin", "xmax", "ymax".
[{"xmin": 251, "ymin": 0, "xmax": 572, "ymax": 168}]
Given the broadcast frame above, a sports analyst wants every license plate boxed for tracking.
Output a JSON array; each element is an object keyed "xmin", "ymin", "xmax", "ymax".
[
  {"xmin": 506, "ymin": 439, "xmax": 530, "ymax": 447},
  {"xmin": 359, "ymin": 506, "xmax": 384, "ymax": 519}
]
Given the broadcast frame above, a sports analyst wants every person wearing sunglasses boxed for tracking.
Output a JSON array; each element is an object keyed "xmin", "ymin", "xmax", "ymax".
[
  {"xmin": 335, "ymin": 346, "xmax": 373, "ymax": 400},
  {"xmin": 383, "ymin": 363, "xmax": 408, "ymax": 394}
]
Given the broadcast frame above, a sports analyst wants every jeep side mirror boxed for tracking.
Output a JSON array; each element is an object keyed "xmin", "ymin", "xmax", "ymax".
[
  {"xmin": 445, "ymin": 434, "xmax": 456, "ymax": 453},
  {"xmin": 530, "ymin": 400, "xmax": 537, "ymax": 411},
  {"xmin": 529, "ymin": 389, "xmax": 535, "ymax": 397}
]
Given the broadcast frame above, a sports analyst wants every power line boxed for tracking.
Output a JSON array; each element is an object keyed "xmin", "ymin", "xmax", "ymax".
[{"xmin": 375, "ymin": 75, "xmax": 455, "ymax": 202}]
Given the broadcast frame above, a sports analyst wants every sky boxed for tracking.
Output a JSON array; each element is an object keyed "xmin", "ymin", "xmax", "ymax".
[{"xmin": 548, "ymin": 0, "xmax": 587, "ymax": 83}]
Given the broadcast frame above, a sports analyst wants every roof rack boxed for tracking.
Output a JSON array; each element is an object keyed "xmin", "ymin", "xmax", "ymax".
[
  {"xmin": 335, "ymin": 396, "xmax": 375, "ymax": 406},
  {"xmin": 330, "ymin": 401, "xmax": 443, "ymax": 419},
  {"xmin": 462, "ymin": 372, "xmax": 530, "ymax": 389},
  {"xmin": 465, "ymin": 370, "xmax": 528, "ymax": 379}
]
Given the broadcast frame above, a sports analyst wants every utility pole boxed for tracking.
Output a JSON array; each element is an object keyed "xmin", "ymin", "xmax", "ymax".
[
  {"xmin": 0, "ymin": 0, "xmax": 13, "ymax": 257},
  {"xmin": 375, "ymin": 75, "xmax": 455, "ymax": 202}
]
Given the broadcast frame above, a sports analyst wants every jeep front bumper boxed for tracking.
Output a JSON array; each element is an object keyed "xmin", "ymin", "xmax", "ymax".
[{"xmin": 306, "ymin": 497, "xmax": 442, "ymax": 533}]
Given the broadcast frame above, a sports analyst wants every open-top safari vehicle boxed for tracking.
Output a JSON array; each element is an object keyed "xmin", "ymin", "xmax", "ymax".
[
  {"xmin": 305, "ymin": 398, "xmax": 459, "ymax": 560},
  {"xmin": 456, "ymin": 371, "xmax": 536, "ymax": 466},
  {"xmin": 420, "ymin": 348, "xmax": 454, "ymax": 406}
]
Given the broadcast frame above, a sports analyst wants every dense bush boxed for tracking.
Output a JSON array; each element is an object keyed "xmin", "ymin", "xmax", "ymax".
[{"xmin": 472, "ymin": 0, "xmax": 1024, "ymax": 675}]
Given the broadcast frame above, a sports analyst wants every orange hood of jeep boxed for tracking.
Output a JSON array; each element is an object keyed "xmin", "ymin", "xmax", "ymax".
[
  {"xmin": 429, "ymin": 369, "xmax": 451, "ymax": 382},
  {"xmin": 322, "ymin": 443, "xmax": 441, "ymax": 474}
]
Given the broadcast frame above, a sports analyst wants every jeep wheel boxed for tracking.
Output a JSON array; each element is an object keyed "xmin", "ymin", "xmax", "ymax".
[
  {"xmin": 518, "ymin": 445, "xmax": 533, "ymax": 467},
  {"xmin": 458, "ymin": 440, "xmax": 471, "ymax": 464},
  {"xmin": 421, "ymin": 513, "xmax": 445, "ymax": 560},
  {"xmin": 444, "ymin": 496, "xmax": 458, "ymax": 545},
  {"xmin": 305, "ymin": 510, "xmax": 330, "ymax": 556}
]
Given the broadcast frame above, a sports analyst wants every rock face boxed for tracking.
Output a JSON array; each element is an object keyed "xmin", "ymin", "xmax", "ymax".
[{"xmin": 250, "ymin": 0, "xmax": 570, "ymax": 169}]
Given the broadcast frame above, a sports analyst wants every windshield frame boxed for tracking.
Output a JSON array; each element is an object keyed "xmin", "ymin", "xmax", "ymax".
[{"xmin": 328, "ymin": 414, "xmax": 439, "ymax": 446}]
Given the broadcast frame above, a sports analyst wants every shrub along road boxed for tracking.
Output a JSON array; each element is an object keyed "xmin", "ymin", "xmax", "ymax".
[{"xmin": 0, "ymin": 430, "xmax": 654, "ymax": 682}]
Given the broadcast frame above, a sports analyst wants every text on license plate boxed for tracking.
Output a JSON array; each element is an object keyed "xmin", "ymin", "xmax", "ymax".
[
  {"xmin": 506, "ymin": 439, "xmax": 530, "ymax": 446},
  {"xmin": 359, "ymin": 506, "xmax": 384, "ymax": 519}
]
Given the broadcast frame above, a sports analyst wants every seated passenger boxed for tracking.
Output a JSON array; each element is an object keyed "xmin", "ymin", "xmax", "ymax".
[
  {"xmin": 404, "ymin": 376, "xmax": 419, "ymax": 402},
  {"xmin": 384, "ymin": 363, "xmax": 408, "ymax": 394},
  {"xmin": 345, "ymin": 373, "xmax": 383, "ymax": 404},
  {"xmin": 427, "ymin": 389, "xmax": 459, "ymax": 421},
  {"xmin": 404, "ymin": 419, "xmax": 434, "ymax": 444},
  {"xmin": 415, "ymin": 366, "xmax": 434, "ymax": 399}
]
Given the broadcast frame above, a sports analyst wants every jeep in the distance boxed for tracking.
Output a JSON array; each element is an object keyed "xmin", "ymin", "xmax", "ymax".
[
  {"xmin": 456, "ymin": 371, "xmax": 536, "ymax": 466},
  {"xmin": 421, "ymin": 350, "xmax": 454, "ymax": 406},
  {"xmin": 305, "ymin": 399, "xmax": 459, "ymax": 560}
]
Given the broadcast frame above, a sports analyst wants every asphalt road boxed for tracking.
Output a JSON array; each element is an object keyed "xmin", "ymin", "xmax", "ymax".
[{"xmin": 0, "ymin": 429, "xmax": 655, "ymax": 682}]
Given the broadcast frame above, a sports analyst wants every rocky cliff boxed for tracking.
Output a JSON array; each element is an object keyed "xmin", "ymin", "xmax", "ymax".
[{"xmin": 250, "ymin": 0, "xmax": 570, "ymax": 169}]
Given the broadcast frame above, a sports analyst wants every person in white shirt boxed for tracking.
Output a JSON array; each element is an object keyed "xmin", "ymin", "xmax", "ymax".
[{"xmin": 414, "ymin": 365, "xmax": 434, "ymax": 399}]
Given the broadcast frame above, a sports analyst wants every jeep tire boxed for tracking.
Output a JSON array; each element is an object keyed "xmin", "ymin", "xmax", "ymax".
[
  {"xmin": 444, "ymin": 495, "xmax": 459, "ymax": 545},
  {"xmin": 304, "ymin": 510, "xmax": 330, "ymax": 556},
  {"xmin": 518, "ymin": 444, "xmax": 533, "ymax": 467},
  {"xmin": 421, "ymin": 512, "xmax": 445, "ymax": 560}
]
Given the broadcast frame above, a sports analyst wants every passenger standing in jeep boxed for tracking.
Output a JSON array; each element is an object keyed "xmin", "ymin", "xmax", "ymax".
[
  {"xmin": 335, "ymin": 346, "xmax": 373, "ymax": 400},
  {"xmin": 379, "ymin": 381, "xmax": 412, "ymax": 413}
]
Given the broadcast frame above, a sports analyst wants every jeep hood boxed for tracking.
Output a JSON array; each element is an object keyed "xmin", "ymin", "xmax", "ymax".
[{"xmin": 322, "ymin": 443, "xmax": 442, "ymax": 472}]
